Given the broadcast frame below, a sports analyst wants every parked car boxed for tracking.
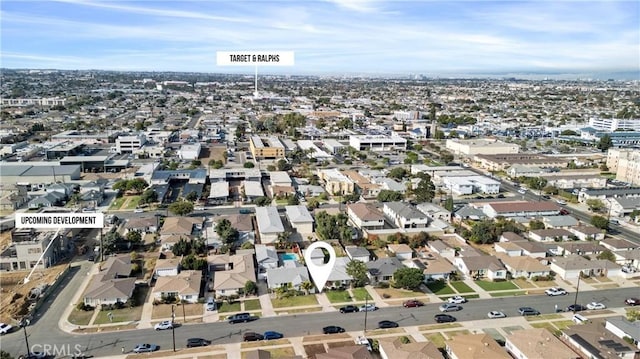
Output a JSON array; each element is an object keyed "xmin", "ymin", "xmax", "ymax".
[
  {"xmin": 447, "ymin": 296, "xmax": 467, "ymax": 304},
  {"xmin": 403, "ymin": 299, "xmax": 424, "ymax": 308},
  {"xmin": 206, "ymin": 298, "xmax": 216, "ymax": 311},
  {"xmin": 0, "ymin": 322, "xmax": 13, "ymax": 334},
  {"xmin": 239, "ymin": 208, "xmax": 252, "ymax": 214},
  {"xmin": 227, "ymin": 313, "xmax": 253, "ymax": 324},
  {"xmin": 133, "ymin": 208, "xmax": 144, "ymax": 213},
  {"xmin": 439, "ymin": 303, "xmax": 463, "ymax": 312},
  {"xmin": 545, "ymin": 287, "xmax": 568, "ymax": 296},
  {"xmin": 154, "ymin": 320, "xmax": 174, "ymax": 330},
  {"xmin": 541, "ymin": 195, "xmax": 551, "ymax": 200},
  {"xmin": 556, "ymin": 199, "xmax": 567, "ymax": 205},
  {"xmin": 243, "ymin": 332, "xmax": 264, "ymax": 341},
  {"xmin": 625, "ymin": 298, "xmax": 640, "ymax": 306},
  {"xmin": 434, "ymin": 314, "xmax": 456, "ymax": 323},
  {"xmin": 566, "ymin": 304, "xmax": 587, "ymax": 312},
  {"xmin": 263, "ymin": 331, "xmax": 284, "ymax": 340},
  {"xmin": 377, "ymin": 320, "xmax": 399, "ymax": 329},
  {"xmin": 518, "ymin": 307, "xmax": 540, "ymax": 316},
  {"xmin": 186, "ymin": 338, "xmax": 211, "ymax": 348},
  {"xmin": 339, "ymin": 305, "xmax": 359, "ymax": 313},
  {"xmin": 586, "ymin": 302, "xmax": 606, "ymax": 310},
  {"xmin": 18, "ymin": 352, "xmax": 47, "ymax": 359},
  {"xmin": 133, "ymin": 344, "xmax": 159, "ymax": 353},
  {"xmin": 487, "ymin": 311, "xmax": 506, "ymax": 319},
  {"xmin": 359, "ymin": 304, "xmax": 378, "ymax": 312},
  {"xmin": 323, "ymin": 326, "xmax": 345, "ymax": 334}
]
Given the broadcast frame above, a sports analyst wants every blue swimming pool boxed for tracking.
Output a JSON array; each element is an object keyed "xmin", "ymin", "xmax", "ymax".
[{"xmin": 280, "ymin": 253, "xmax": 298, "ymax": 261}]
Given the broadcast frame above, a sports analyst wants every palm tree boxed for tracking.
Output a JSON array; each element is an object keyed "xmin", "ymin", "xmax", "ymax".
[{"xmin": 301, "ymin": 281, "xmax": 314, "ymax": 295}]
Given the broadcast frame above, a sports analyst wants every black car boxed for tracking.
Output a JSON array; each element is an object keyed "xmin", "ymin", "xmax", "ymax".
[
  {"xmin": 186, "ymin": 338, "xmax": 211, "ymax": 348},
  {"xmin": 434, "ymin": 314, "xmax": 456, "ymax": 323},
  {"xmin": 378, "ymin": 320, "xmax": 399, "ymax": 329},
  {"xmin": 323, "ymin": 326, "xmax": 345, "ymax": 334},
  {"xmin": 227, "ymin": 313, "xmax": 253, "ymax": 324},
  {"xmin": 243, "ymin": 332, "xmax": 264, "ymax": 341},
  {"xmin": 339, "ymin": 305, "xmax": 359, "ymax": 313},
  {"xmin": 567, "ymin": 304, "xmax": 586, "ymax": 312},
  {"xmin": 518, "ymin": 307, "xmax": 540, "ymax": 316}
]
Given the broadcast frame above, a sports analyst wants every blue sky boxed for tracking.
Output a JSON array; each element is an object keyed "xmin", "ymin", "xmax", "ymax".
[{"xmin": 1, "ymin": 0, "xmax": 638, "ymax": 75}]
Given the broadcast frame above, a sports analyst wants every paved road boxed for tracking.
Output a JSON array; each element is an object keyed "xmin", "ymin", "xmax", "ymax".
[{"xmin": 2, "ymin": 276, "xmax": 638, "ymax": 358}]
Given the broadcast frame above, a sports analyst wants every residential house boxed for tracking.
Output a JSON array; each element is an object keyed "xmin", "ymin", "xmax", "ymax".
[
  {"xmin": 219, "ymin": 214, "xmax": 254, "ymax": 243},
  {"xmin": 208, "ymin": 253, "xmax": 256, "ymax": 298},
  {"xmin": 266, "ymin": 262, "xmax": 312, "ymax": 292},
  {"xmin": 609, "ymin": 197, "xmax": 640, "ymax": 218},
  {"xmin": 153, "ymin": 270, "xmax": 202, "ymax": 303},
  {"xmin": 285, "ymin": 205, "xmax": 314, "ymax": 235},
  {"xmin": 243, "ymin": 180, "xmax": 264, "ymax": 202},
  {"xmin": 387, "ymin": 244, "xmax": 413, "ymax": 260},
  {"xmin": 482, "ymin": 201, "xmax": 561, "ymax": 218},
  {"xmin": 446, "ymin": 334, "xmax": 510, "ymax": 359},
  {"xmin": 269, "ymin": 171, "xmax": 292, "ymax": 187},
  {"xmin": 497, "ymin": 254, "xmax": 551, "ymax": 279},
  {"xmin": 318, "ymin": 168, "xmax": 355, "ymax": 195},
  {"xmin": 83, "ymin": 254, "xmax": 136, "ymax": 307},
  {"xmin": 378, "ymin": 337, "xmax": 443, "ymax": 359},
  {"xmin": 345, "ymin": 246, "xmax": 371, "ymax": 263},
  {"xmin": 343, "ymin": 170, "xmax": 381, "ymax": 199},
  {"xmin": 411, "ymin": 254, "xmax": 456, "ymax": 282},
  {"xmin": 383, "ymin": 202, "xmax": 430, "ymax": 229},
  {"xmin": 600, "ymin": 238, "xmax": 637, "ymax": 252},
  {"xmin": 454, "ymin": 205, "xmax": 487, "ymax": 221},
  {"xmin": 568, "ymin": 225, "xmax": 605, "ymax": 241},
  {"xmin": 326, "ymin": 257, "xmax": 354, "ymax": 289},
  {"xmin": 605, "ymin": 316, "xmax": 640, "ymax": 349},
  {"xmin": 562, "ymin": 319, "xmax": 639, "ymax": 359},
  {"xmin": 347, "ymin": 203, "xmax": 385, "ymax": 231},
  {"xmin": 499, "ymin": 232, "xmax": 526, "ymax": 242},
  {"xmin": 543, "ymin": 216, "xmax": 579, "ymax": 229},
  {"xmin": 494, "ymin": 242, "xmax": 523, "ymax": 257},
  {"xmin": 428, "ymin": 240, "xmax": 456, "ymax": 260},
  {"xmin": 555, "ymin": 242, "xmax": 606, "ymax": 257},
  {"xmin": 28, "ymin": 191, "xmax": 65, "ymax": 209},
  {"xmin": 316, "ymin": 346, "xmax": 373, "ymax": 359},
  {"xmin": 512, "ymin": 241, "xmax": 548, "ymax": 258},
  {"xmin": 154, "ymin": 256, "xmax": 181, "ymax": 277},
  {"xmin": 245, "ymin": 349, "xmax": 302, "ymax": 359},
  {"xmin": 505, "ymin": 328, "xmax": 579, "ymax": 359},
  {"xmin": 160, "ymin": 216, "xmax": 203, "ymax": 237},
  {"xmin": 124, "ymin": 217, "xmax": 159, "ymax": 235},
  {"xmin": 255, "ymin": 206, "xmax": 285, "ymax": 244},
  {"xmin": 528, "ymin": 228, "xmax": 573, "ymax": 242},
  {"xmin": 453, "ymin": 255, "xmax": 507, "ymax": 280},
  {"xmin": 611, "ymin": 248, "xmax": 640, "ymax": 270},
  {"xmin": 366, "ymin": 257, "xmax": 404, "ymax": 284},
  {"xmin": 549, "ymin": 255, "xmax": 622, "ymax": 280},
  {"xmin": 255, "ymin": 244, "xmax": 279, "ymax": 276}
]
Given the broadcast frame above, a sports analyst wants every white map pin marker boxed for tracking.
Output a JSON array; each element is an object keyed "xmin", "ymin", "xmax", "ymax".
[{"xmin": 304, "ymin": 241, "xmax": 336, "ymax": 293}]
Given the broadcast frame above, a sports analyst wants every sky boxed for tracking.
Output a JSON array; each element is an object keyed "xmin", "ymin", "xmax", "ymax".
[{"xmin": 1, "ymin": 0, "xmax": 638, "ymax": 75}]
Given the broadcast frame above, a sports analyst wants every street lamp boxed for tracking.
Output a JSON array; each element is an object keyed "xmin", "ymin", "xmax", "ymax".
[{"xmin": 20, "ymin": 317, "xmax": 31, "ymax": 357}]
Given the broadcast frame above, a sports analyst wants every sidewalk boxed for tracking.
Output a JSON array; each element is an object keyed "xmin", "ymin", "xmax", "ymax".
[
  {"xmin": 364, "ymin": 285, "xmax": 390, "ymax": 307},
  {"xmin": 59, "ymin": 262, "xmax": 100, "ymax": 333},
  {"xmin": 316, "ymin": 292, "xmax": 338, "ymax": 312},
  {"xmin": 461, "ymin": 279, "xmax": 492, "ymax": 299}
]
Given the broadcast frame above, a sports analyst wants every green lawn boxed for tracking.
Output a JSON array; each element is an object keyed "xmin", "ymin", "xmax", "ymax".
[
  {"xmin": 351, "ymin": 287, "xmax": 372, "ymax": 301},
  {"xmin": 124, "ymin": 195, "xmax": 141, "ymax": 209},
  {"xmin": 325, "ymin": 290, "xmax": 352, "ymax": 303},
  {"xmin": 109, "ymin": 197, "xmax": 126, "ymax": 210},
  {"xmin": 68, "ymin": 308, "xmax": 94, "ymax": 325},
  {"xmin": 271, "ymin": 295, "xmax": 318, "ymax": 308},
  {"xmin": 489, "ymin": 291, "xmax": 526, "ymax": 297},
  {"xmin": 94, "ymin": 306, "xmax": 142, "ymax": 324},
  {"xmin": 426, "ymin": 281, "xmax": 455, "ymax": 295},
  {"xmin": 217, "ymin": 301, "xmax": 242, "ymax": 313},
  {"xmin": 244, "ymin": 299, "xmax": 261, "ymax": 311},
  {"xmin": 449, "ymin": 281, "xmax": 475, "ymax": 293},
  {"xmin": 475, "ymin": 280, "xmax": 518, "ymax": 291},
  {"xmin": 425, "ymin": 333, "xmax": 447, "ymax": 348}
]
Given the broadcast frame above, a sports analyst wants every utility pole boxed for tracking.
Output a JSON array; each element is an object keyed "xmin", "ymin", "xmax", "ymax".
[
  {"xmin": 20, "ymin": 318, "xmax": 31, "ymax": 357},
  {"xmin": 171, "ymin": 305, "xmax": 176, "ymax": 352},
  {"xmin": 572, "ymin": 274, "xmax": 581, "ymax": 313},
  {"xmin": 363, "ymin": 296, "xmax": 368, "ymax": 333}
]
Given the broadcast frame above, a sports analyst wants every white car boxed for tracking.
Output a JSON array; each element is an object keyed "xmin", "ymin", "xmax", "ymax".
[
  {"xmin": 517, "ymin": 189, "xmax": 527, "ymax": 194},
  {"xmin": 545, "ymin": 287, "xmax": 568, "ymax": 296},
  {"xmin": 0, "ymin": 322, "xmax": 13, "ymax": 334},
  {"xmin": 133, "ymin": 208, "xmax": 144, "ymax": 213},
  {"xmin": 556, "ymin": 199, "xmax": 567, "ymax": 205},
  {"xmin": 359, "ymin": 304, "xmax": 378, "ymax": 312},
  {"xmin": 154, "ymin": 320, "xmax": 174, "ymax": 330},
  {"xmin": 586, "ymin": 302, "xmax": 606, "ymax": 310},
  {"xmin": 487, "ymin": 311, "xmax": 506, "ymax": 319},
  {"xmin": 447, "ymin": 296, "xmax": 467, "ymax": 304},
  {"xmin": 206, "ymin": 298, "xmax": 216, "ymax": 311}
]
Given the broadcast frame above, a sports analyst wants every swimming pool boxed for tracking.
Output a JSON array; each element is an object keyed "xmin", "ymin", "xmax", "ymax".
[{"xmin": 280, "ymin": 253, "xmax": 298, "ymax": 261}]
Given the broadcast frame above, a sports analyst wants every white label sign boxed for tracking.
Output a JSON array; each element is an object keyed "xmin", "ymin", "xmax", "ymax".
[
  {"xmin": 16, "ymin": 213, "xmax": 104, "ymax": 229},
  {"xmin": 216, "ymin": 51, "xmax": 295, "ymax": 66}
]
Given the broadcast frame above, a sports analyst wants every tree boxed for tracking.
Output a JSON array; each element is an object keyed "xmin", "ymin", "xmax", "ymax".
[
  {"xmin": 244, "ymin": 281, "xmax": 258, "ymax": 296},
  {"xmin": 345, "ymin": 259, "xmax": 368, "ymax": 287},
  {"xmin": 443, "ymin": 197, "xmax": 454, "ymax": 212},
  {"xmin": 169, "ymin": 200, "xmax": 194, "ymax": 216},
  {"xmin": 287, "ymin": 196, "xmax": 299, "ymax": 205},
  {"xmin": 414, "ymin": 173, "xmax": 436, "ymax": 203},
  {"xmin": 126, "ymin": 231, "xmax": 142, "ymax": 244},
  {"xmin": 596, "ymin": 250, "xmax": 616, "ymax": 262},
  {"xmin": 102, "ymin": 231, "xmax": 123, "ymax": 255},
  {"xmin": 387, "ymin": 167, "xmax": 408, "ymax": 180},
  {"xmin": 181, "ymin": 254, "xmax": 207, "ymax": 270},
  {"xmin": 377, "ymin": 190, "xmax": 404, "ymax": 202},
  {"xmin": 185, "ymin": 191, "xmax": 199, "ymax": 202},
  {"xmin": 140, "ymin": 188, "xmax": 157, "ymax": 204},
  {"xmin": 528, "ymin": 220, "xmax": 545, "ymax": 230},
  {"xmin": 243, "ymin": 162, "xmax": 255, "ymax": 168},
  {"xmin": 216, "ymin": 219, "xmax": 239, "ymax": 244},
  {"xmin": 172, "ymin": 238, "xmax": 192, "ymax": 256},
  {"xmin": 586, "ymin": 199, "xmax": 606, "ymax": 213},
  {"xmin": 301, "ymin": 280, "xmax": 314, "ymax": 295},
  {"xmin": 597, "ymin": 134, "xmax": 613, "ymax": 152},
  {"xmin": 254, "ymin": 196, "xmax": 271, "ymax": 206},
  {"xmin": 277, "ymin": 159, "xmax": 292, "ymax": 171},
  {"xmin": 590, "ymin": 215, "xmax": 608, "ymax": 230},
  {"xmin": 392, "ymin": 267, "xmax": 424, "ymax": 290}
]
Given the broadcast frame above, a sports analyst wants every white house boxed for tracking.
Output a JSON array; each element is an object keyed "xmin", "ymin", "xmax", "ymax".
[
  {"xmin": 347, "ymin": 203, "xmax": 385, "ymax": 230},
  {"xmin": 345, "ymin": 246, "xmax": 371, "ymax": 263},
  {"xmin": 154, "ymin": 257, "xmax": 181, "ymax": 277},
  {"xmin": 387, "ymin": 244, "xmax": 413, "ymax": 260},
  {"xmin": 152, "ymin": 270, "xmax": 202, "ymax": 303},
  {"xmin": 255, "ymin": 206, "xmax": 285, "ymax": 244},
  {"xmin": 178, "ymin": 143, "xmax": 201, "ymax": 160},
  {"xmin": 383, "ymin": 202, "xmax": 430, "ymax": 229},
  {"xmin": 453, "ymin": 256, "xmax": 507, "ymax": 280},
  {"xmin": 285, "ymin": 205, "xmax": 314, "ymax": 235}
]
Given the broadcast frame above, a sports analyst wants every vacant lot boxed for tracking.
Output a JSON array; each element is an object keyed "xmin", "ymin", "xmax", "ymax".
[{"xmin": 151, "ymin": 303, "xmax": 203, "ymax": 320}]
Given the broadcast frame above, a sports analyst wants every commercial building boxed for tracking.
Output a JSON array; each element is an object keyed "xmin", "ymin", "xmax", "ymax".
[
  {"xmin": 249, "ymin": 136, "xmax": 285, "ymax": 160},
  {"xmin": 0, "ymin": 163, "xmax": 81, "ymax": 186},
  {"xmin": 442, "ymin": 175, "xmax": 500, "ymax": 195},
  {"xmin": 589, "ymin": 117, "xmax": 640, "ymax": 132},
  {"xmin": 446, "ymin": 139, "xmax": 519, "ymax": 156},
  {"xmin": 178, "ymin": 143, "xmax": 202, "ymax": 160},
  {"xmin": 322, "ymin": 139, "xmax": 345, "ymax": 154},
  {"xmin": 475, "ymin": 153, "xmax": 568, "ymax": 171},
  {"xmin": 115, "ymin": 134, "xmax": 146, "ymax": 154},
  {"xmin": 1, "ymin": 97, "xmax": 66, "ymax": 107},
  {"xmin": 606, "ymin": 148, "xmax": 640, "ymax": 186},
  {"xmin": 349, "ymin": 135, "xmax": 407, "ymax": 152}
]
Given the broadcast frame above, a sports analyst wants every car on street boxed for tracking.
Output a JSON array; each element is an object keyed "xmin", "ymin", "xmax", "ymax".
[
  {"xmin": 323, "ymin": 326, "xmax": 345, "ymax": 334},
  {"xmin": 133, "ymin": 208, "xmax": 144, "ymax": 213},
  {"xmin": 556, "ymin": 199, "xmax": 567, "ymax": 205},
  {"xmin": 339, "ymin": 305, "xmax": 359, "ymax": 313},
  {"xmin": 403, "ymin": 299, "xmax": 424, "ymax": 308},
  {"xmin": 586, "ymin": 302, "xmax": 606, "ymax": 310},
  {"xmin": 243, "ymin": 332, "xmax": 264, "ymax": 341},
  {"xmin": 18, "ymin": 352, "xmax": 47, "ymax": 359},
  {"xmin": 0, "ymin": 322, "xmax": 13, "ymax": 334},
  {"xmin": 541, "ymin": 195, "xmax": 551, "ymax": 200},
  {"xmin": 567, "ymin": 304, "xmax": 587, "ymax": 312},
  {"xmin": 154, "ymin": 320, "xmax": 174, "ymax": 330},
  {"xmin": 239, "ymin": 208, "xmax": 252, "ymax": 214},
  {"xmin": 439, "ymin": 303, "xmax": 463, "ymax": 312},
  {"xmin": 186, "ymin": 338, "xmax": 211, "ymax": 348},
  {"xmin": 377, "ymin": 320, "xmax": 399, "ymax": 329},
  {"xmin": 133, "ymin": 344, "xmax": 159, "ymax": 353},
  {"xmin": 545, "ymin": 287, "xmax": 568, "ymax": 296},
  {"xmin": 87, "ymin": 255, "xmax": 95, "ymax": 262},
  {"xmin": 447, "ymin": 296, "xmax": 467, "ymax": 304},
  {"xmin": 227, "ymin": 313, "xmax": 254, "ymax": 324},
  {"xmin": 518, "ymin": 307, "xmax": 540, "ymax": 316},
  {"xmin": 517, "ymin": 189, "xmax": 527, "ymax": 194},
  {"xmin": 434, "ymin": 314, "xmax": 457, "ymax": 323},
  {"xmin": 625, "ymin": 298, "xmax": 640, "ymax": 306},
  {"xmin": 359, "ymin": 304, "xmax": 378, "ymax": 312},
  {"xmin": 263, "ymin": 331, "xmax": 284, "ymax": 340},
  {"xmin": 487, "ymin": 311, "xmax": 506, "ymax": 319}
]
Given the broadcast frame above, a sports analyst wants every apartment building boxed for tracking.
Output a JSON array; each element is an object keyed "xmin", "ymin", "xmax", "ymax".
[
  {"xmin": 349, "ymin": 135, "xmax": 407, "ymax": 152},
  {"xmin": 0, "ymin": 229, "xmax": 71, "ymax": 271},
  {"xmin": 589, "ymin": 117, "xmax": 640, "ymax": 132},
  {"xmin": 317, "ymin": 168, "xmax": 355, "ymax": 195},
  {"xmin": 606, "ymin": 148, "xmax": 640, "ymax": 186},
  {"xmin": 446, "ymin": 138, "xmax": 519, "ymax": 156},
  {"xmin": 115, "ymin": 134, "xmax": 146, "ymax": 154},
  {"xmin": 249, "ymin": 136, "xmax": 285, "ymax": 160}
]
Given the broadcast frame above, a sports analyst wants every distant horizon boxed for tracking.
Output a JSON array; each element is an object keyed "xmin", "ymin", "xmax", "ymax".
[{"xmin": 1, "ymin": 1, "xmax": 638, "ymax": 76}]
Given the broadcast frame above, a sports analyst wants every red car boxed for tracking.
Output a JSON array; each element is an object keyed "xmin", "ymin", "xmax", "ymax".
[
  {"xmin": 625, "ymin": 298, "xmax": 640, "ymax": 306},
  {"xmin": 403, "ymin": 300, "xmax": 424, "ymax": 308}
]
